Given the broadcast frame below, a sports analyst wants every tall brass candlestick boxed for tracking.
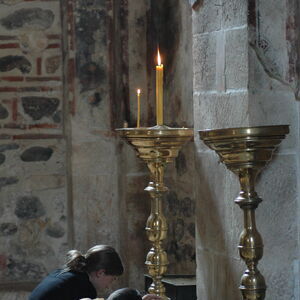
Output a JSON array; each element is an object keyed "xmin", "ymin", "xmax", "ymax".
[
  {"xmin": 117, "ymin": 125, "xmax": 193, "ymax": 299},
  {"xmin": 199, "ymin": 125, "xmax": 289, "ymax": 300}
]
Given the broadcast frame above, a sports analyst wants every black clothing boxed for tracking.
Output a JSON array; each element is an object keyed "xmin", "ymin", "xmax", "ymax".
[{"xmin": 29, "ymin": 269, "xmax": 97, "ymax": 300}]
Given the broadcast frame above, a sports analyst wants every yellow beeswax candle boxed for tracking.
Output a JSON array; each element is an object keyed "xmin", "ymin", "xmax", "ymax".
[
  {"xmin": 156, "ymin": 49, "xmax": 163, "ymax": 125},
  {"xmin": 137, "ymin": 89, "xmax": 141, "ymax": 128}
]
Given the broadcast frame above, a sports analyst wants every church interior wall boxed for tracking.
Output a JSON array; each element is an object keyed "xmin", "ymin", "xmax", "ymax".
[
  {"xmin": 193, "ymin": 0, "xmax": 300, "ymax": 299},
  {"xmin": 0, "ymin": 0, "xmax": 299, "ymax": 299},
  {"xmin": 0, "ymin": 0, "xmax": 196, "ymax": 298}
]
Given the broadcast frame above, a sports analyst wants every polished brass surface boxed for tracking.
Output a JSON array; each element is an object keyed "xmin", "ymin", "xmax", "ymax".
[
  {"xmin": 117, "ymin": 125, "xmax": 193, "ymax": 299},
  {"xmin": 199, "ymin": 125, "xmax": 289, "ymax": 300}
]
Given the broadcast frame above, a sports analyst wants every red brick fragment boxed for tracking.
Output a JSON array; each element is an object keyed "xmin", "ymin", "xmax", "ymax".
[
  {"xmin": 47, "ymin": 34, "xmax": 61, "ymax": 40},
  {"xmin": 0, "ymin": 43, "xmax": 19, "ymax": 49},
  {"xmin": 26, "ymin": 76, "xmax": 61, "ymax": 82},
  {"xmin": 46, "ymin": 43, "xmax": 60, "ymax": 49},
  {"xmin": 4, "ymin": 123, "xmax": 26, "ymax": 129},
  {"xmin": 37, "ymin": 57, "xmax": 42, "ymax": 75},
  {"xmin": 0, "ymin": 76, "xmax": 24, "ymax": 82},
  {"xmin": 13, "ymin": 134, "xmax": 63, "ymax": 140},
  {"xmin": 0, "ymin": 36, "xmax": 17, "ymax": 40},
  {"xmin": 28, "ymin": 123, "xmax": 59, "ymax": 129},
  {"xmin": 0, "ymin": 86, "xmax": 61, "ymax": 92},
  {"xmin": 0, "ymin": 255, "xmax": 7, "ymax": 270},
  {"xmin": 12, "ymin": 98, "xmax": 18, "ymax": 121}
]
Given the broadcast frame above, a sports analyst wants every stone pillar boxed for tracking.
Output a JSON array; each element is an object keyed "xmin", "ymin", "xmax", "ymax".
[{"xmin": 193, "ymin": 0, "xmax": 300, "ymax": 299}]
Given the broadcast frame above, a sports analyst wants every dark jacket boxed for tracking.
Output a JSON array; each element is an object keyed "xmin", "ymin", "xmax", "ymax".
[{"xmin": 28, "ymin": 269, "xmax": 97, "ymax": 300}]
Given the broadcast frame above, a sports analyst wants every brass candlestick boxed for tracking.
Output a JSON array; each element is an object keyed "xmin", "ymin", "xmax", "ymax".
[
  {"xmin": 199, "ymin": 125, "xmax": 289, "ymax": 300},
  {"xmin": 117, "ymin": 125, "xmax": 193, "ymax": 299}
]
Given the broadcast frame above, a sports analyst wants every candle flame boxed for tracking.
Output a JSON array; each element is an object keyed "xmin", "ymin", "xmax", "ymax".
[
  {"xmin": 137, "ymin": 89, "xmax": 141, "ymax": 95},
  {"xmin": 157, "ymin": 49, "xmax": 162, "ymax": 66}
]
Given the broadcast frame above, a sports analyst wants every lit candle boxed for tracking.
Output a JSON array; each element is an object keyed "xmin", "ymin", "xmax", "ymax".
[
  {"xmin": 156, "ymin": 49, "xmax": 163, "ymax": 125},
  {"xmin": 137, "ymin": 89, "xmax": 141, "ymax": 128}
]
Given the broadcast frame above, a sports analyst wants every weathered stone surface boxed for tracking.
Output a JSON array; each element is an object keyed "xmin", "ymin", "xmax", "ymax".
[
  {"xmin": 76, "ymin": 8, "xmax": 106, "ymax": 46},
  {"xmin": 175, "ymin": 151, "xmax": 188, "ymax": 176},
  {"xmin": 0, "ymin": 292, "xmax": 30, "ymax": 300},
  {"xmin": 0, "ymin": 104, "xmax": 8, "ymax": 119},
  {"xmin": 0, "ymin": 177, "xmax": 18, "ymax": 189},
  {"xmin": 248, "ymin": 89, "xmax": 297, "ymax": 150},
  {"xmin": 46, "ymin": 222, "xmax": 65, "ymax": 238},
  {"xmin": 0, "ymin": 0, "xmax": 22, "ymax": 5},
  {"xmin": 15, "ymin": 196, "xmax": 45, "ymax": 220},
  {"xmin": 0, "ymin": 144, "xmax": 19, "ymax": 152},
  {"xmin": 75, "ymin": 7, "xmax": 108, "ymax": 93},
  {"xmin": 87, "ymin": 92, "xmax": 102, "ymax": 106},
  {"xmin": 187, "ymin": 222, "xmax": 195, "ymax": 237},
  {"xmin": 79, "ymin": 62, "xmax": 106, "ymax": 91},
  {"xmin": 19, "ymin": 32, "xmax": 49, "ymax": 54},
  {"xmin": 165, "ymin": 190, "xmax": 196, "ymax": 269},
  {"xmin": 0, "ymin": 223, "xmax": 17, "ymax": 236},
  {"xmin": 193, "ymin": 32, "xmax": 217, "ymax": 91},
  {"xmin": 0, "ymin": 154, "xmax": 5, "ymax": 165},
  {"xmin": 195, "ymin": 151, "xmax": 237, "ymax": 253},
  {"xmin": 148, "ymin": 0, "xmax": 181, "ymax": 68},
  {"xmin": 21, "ymin": 97, "xmax": 59, "ymax": 120},
  {"xmin": 225, "ymin": 27, "xmax": 248, "ymax": 89},
  {"xmin": 192, "ymin": 0, "xmax": 221, "ymax": 34},
  {"xmin": 24, "ymin": 175, "xmax": 65, "ymax": 192},
  {"xmin": 52, "ymin": 110, "xmax": 62, "ymax": 123},
  {"xmin": 6, "ymin": 257, "xmax": 47, "ymax": 280},
  {"xmin": 1, "ymin": 8, "xmax": 54, "ymax": 30},
  {"xmin": 222, "ymin": 0, "xmax": 247, "ymax": 29},
  {"xmin": 45, "ymin": 56, "xmax": 60, "ymax": 74},
  {"xmin": 256, "ymin": 154, "xmax": 298, "ymax": 300},
  {"xmin": 0, "ymin": 56, "xmax": 31, "ymax": 74},
  {"xmin": 189, "ymin": 0, "xmax": 203, "ymax": 10},
  {"xmin": 194, "ymin": 91, "xmax": 249, "ymax": 149},
  {"xmin": 21, "ymin": 147, "xmax": 53, "ymax": 162}
]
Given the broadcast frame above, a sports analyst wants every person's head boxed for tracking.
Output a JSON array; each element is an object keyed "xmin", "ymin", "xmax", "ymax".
[
  {"xmin": 65, "ymin": 245, "xmax": 124, "ymax": 291},
  {"xmin": 107, "ymin": 288, "xmax": 142, "ymax": 300}
]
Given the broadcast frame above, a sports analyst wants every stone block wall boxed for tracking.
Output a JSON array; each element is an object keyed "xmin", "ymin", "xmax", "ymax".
[{"xmin": 193, "ymin": 0, "xmax": 300, "ymax": 299}]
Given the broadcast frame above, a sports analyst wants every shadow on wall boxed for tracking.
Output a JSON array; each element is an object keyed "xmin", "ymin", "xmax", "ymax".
[{"xmin": 195, "ymin": 151, "xmax": 241, "ymax": 299}]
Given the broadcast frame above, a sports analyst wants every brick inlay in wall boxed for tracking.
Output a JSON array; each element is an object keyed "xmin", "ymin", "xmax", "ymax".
[{"xmin": 0, "ymin": 1, "xmax": 64, "ymax": 139}]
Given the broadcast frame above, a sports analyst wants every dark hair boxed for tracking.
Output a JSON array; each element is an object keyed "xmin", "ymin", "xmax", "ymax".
[
  {"xmin": 107, "ymin": 288, "xmax": 142, "ymax": 300},
  {"xmin": 64, "ymin": 245, "xmax": 124, "ymax": 276}
]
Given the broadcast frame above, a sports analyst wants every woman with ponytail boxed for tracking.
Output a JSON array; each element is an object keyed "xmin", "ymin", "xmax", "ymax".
[{"xmin": 29, "ymin": 245, "xmax": 124, "ymax": 300}]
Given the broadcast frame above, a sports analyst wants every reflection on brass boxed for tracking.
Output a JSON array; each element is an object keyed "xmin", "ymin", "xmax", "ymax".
[
  {"xmin": 117, "ymin": 125, "xmax": 193, "ymax": 299},
  {"xmin": 199, "ymin": 125, "xmax": 289, "ymax": 300}
]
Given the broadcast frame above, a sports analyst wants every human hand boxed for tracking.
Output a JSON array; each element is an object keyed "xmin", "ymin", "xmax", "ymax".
[{"xmin": 142, "ymin": 294, "xmax": 162, "ymax": 300}]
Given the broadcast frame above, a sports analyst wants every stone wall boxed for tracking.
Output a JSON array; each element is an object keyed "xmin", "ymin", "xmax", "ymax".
[
  {"xmin": 0, "ymin": 0, "xmax": 196, "ymax": 298},
  {"xmin": 193, "ymin": 0, "xmax": 300, "ymax": 299},
  {"xmin": 0, "ymin": 1, "xmax": 67, "ymax": 295},
  {"xmin": 0, "ymin": 0, "xmax": 124, "ymax": 298}
]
